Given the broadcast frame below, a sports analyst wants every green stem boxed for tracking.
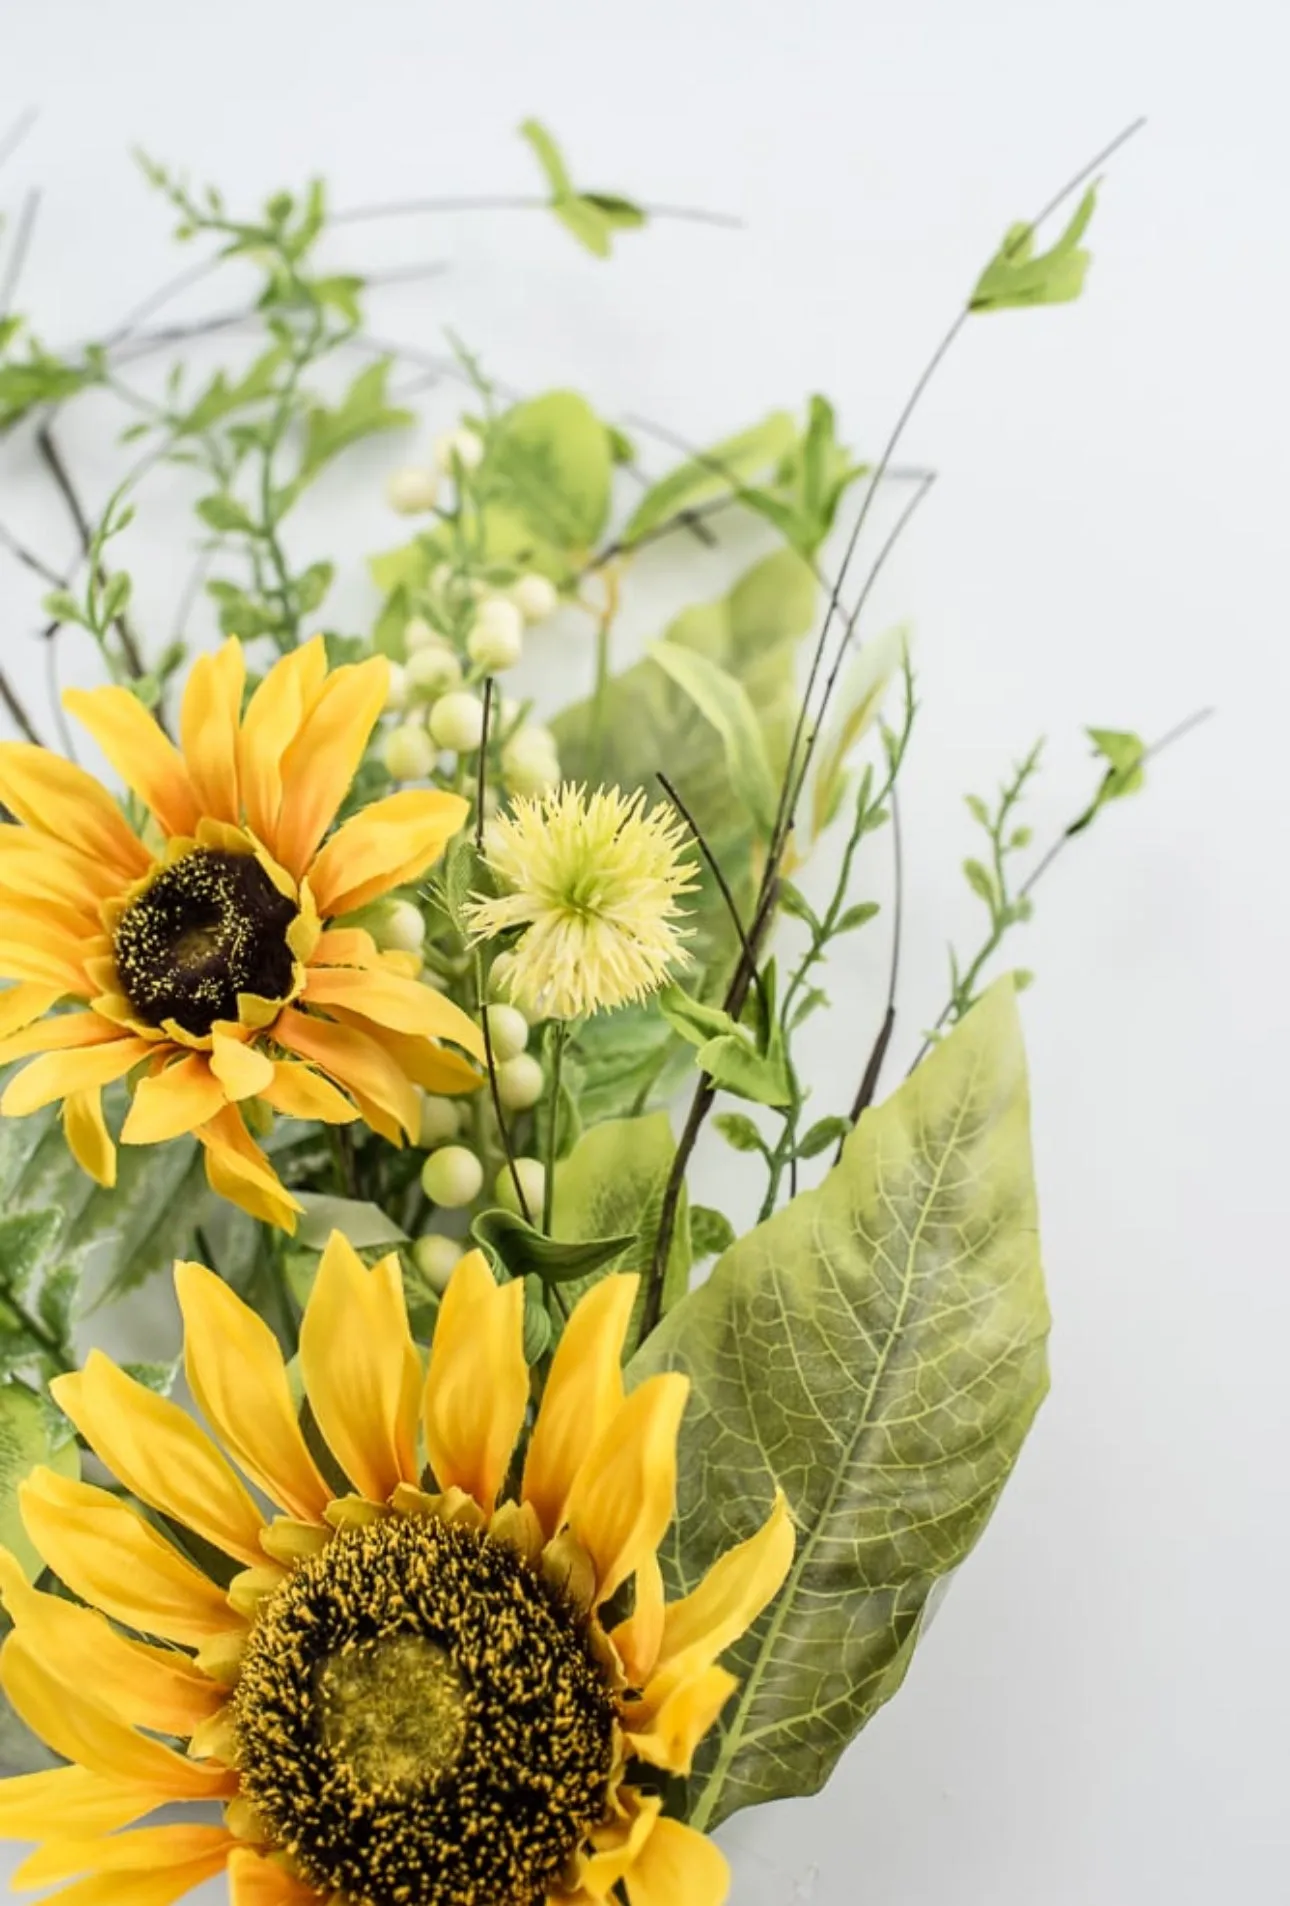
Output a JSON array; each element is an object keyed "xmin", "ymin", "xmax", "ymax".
[
  {"xmin": 543, "ymin": 1021, "xmax": 569, "ymax": 1234},
  {"xmin": 586, "ymin": 569, "xmax": 619, "ymax": 783}
]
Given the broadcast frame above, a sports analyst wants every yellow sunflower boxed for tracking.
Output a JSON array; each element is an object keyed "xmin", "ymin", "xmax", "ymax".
[
  {"xmin": 0, "ymin": 1234, "xmax": 792, "ymax": 1906},
  {"xmin": 0, "ymin": 636, "xmax": 482, "ymax": 1231}
]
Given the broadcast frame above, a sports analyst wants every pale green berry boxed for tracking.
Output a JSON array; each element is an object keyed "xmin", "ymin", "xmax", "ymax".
[
  {"xmin": 488, "ymin": 952, "xmax": 518, "ymax": 1001},
  {"xmin": 404, "ymin": 615, "xmax": 446, "ymax": 653},
  {"xmin": 502, "ymin": 726, "xmax": 560, "ymax": 796},
  {"xmin": 412, "ymin": 1234, "xmax": 463, "ymax": 1294},
  {"xmin": 494, "ymin": 1157, "xmax": 546, "ymax": 1217},
  {"xmin": 370, "ymin": 898, "xmax": 425, "ymax": 955},
  {"xmin": 406, "ymin": 645, "xmax": 463, "ymax": 699},
  {"xmin": 420, "ymin": 1144, "xmax": 484, "ymax": 1208},
  {"xmin": 467, "ymin": 597, "xmax": 524, "ymax": 673},
  {"xmin": 496, "ymin": 1052, "xmax": 543, "ymax": 1112},
  {"xmin": 383, "ymin": 723, "xmax": 435, "ymax": 782},
  {"xmin": 384, "ymin": 661, "xmax": 410, "ymax": 713},
  {"xmin": 511, "ymin": 573, "xmax": 558, "ymax": 623},
  {"xmin": 429, "ymin": 691, "xmax": 486, "ymax": 754},
  {"xmin": 484, "ymin": 1003, "xmax": 528, "ymax": 1061},
  {"xmin": 434, "ymin": 427, "xmax": 485, "ymax": 475},
  {"xmin": 418, "ymin": 1093, "xmax": 462, "ymax": 1148},
  {"xmin": 386, "ymin": 467, "xmax": 439, "ymax": 515}
]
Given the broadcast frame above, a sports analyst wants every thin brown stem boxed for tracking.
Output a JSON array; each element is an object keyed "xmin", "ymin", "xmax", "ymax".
[
  {"xmin": 35, "ymin": 423, "xmax": 147, "ymax": 680},
  {"xmin": 0, "ymin": 668, "xmax": 42, "ymax": 745},
  {"xmin": 657, "ymin": 772, "xmax": 767, "ymax": 1021}
]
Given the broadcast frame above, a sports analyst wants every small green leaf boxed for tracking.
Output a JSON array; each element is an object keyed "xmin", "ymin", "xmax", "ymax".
[
  {"xmin": 712, "ymin": 1112, "xmax": 766, "ymax": 1156},
  {"xmin": 522, "ymin": 1276, "xmax": 553, "ymax": 1363},
  {"xmin": 519, "ymin": 119, "xmax": 574, "ymax": 198},
  {"xmin": 777, "ymin": 882, "xmax": 821, "ymax": 932},
  {"xmin": 471, "ymin": 1209, "xmax": 635, "ymax": 1287},
  {"xmin": 657, "ymin": 986, "xmax": 740, "ymax": 1051},
  {"xmin": 195, "ymin": 493, "xmax": 255, "ymax": 535},
  {"xmin": 550, "ymin": 1113, "xmax": 692, "ymax": 1336},
  {"xmin": 295, "ymin": 1196, "xmax": 407, "ymax": 1253},
  {"xmin": 299, "ymin": 360, "xmax": 414, "ymax": 485},
  {"xmin": 624, "ymin": 412, "xmax": 798, "ymax": 547},
  {"xmin": 0, "ymin": 1384, "xmax": 80, "ymax": 1580},
  {"xmin": 835, "ymin": 901, "xmax": 880, "ymax": 934},
  {"xmin": 796, "ymin": 1115, "xmax": 851, "ymax": 1159},
  {"xmin": 697, "ymin": 1032, "xmax": 793, "ymax": 1108},
  {"xmin": 963, "ymin": 858, "xmax": 998, "ymax": 906},
  {"xmin": 970, "ymin": 186, "xmax": 1097, "ymax": 313},
  {"xmin": 689, "ymin": 1206, "xmax": 737, "ymax": 1261},
  {"xmin": 121, "ymin": 1358, "xmax": 181, "ymax": 1398},
  {"xmin": 41, "ymin": 589, "xmax": 84, "ymax": 627}
]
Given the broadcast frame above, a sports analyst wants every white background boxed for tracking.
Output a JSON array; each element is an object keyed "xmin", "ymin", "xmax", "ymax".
[{"xmin": 1, "ymin": 3, "xmax": 1287, "ymax": 1902}]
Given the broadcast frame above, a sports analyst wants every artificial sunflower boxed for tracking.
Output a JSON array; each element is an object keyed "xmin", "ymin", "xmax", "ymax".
[
  {"xmin": 465, "ymin": 784, "xmax": 697, "ymax": 1021},
  {"xmin": 0, "ymin": 1233, "xmax": 793, "ymax": 1906},
  {"xmin": 0, "ymin": 636, "xmax": 482, "ymax": 1231}
]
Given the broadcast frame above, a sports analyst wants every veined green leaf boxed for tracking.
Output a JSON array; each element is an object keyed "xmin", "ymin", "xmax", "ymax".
[
  {"xmin": 0, "ymin": 1384, "xmax": 79, "ymax": 1581},
  {"xmin": 630, "ymin": 980, "xmax": 1048, "ymax": 1827},
  {"xmin": 649, "ymin": 641, "xmax": 779, "ymax": 835},
  {"xmin": 551, "ymin": 1113, "xmax": 691, "ymax": 1345},
  {"xmin": 970, "ymin": 186, "xmax": 1097, "ymax": 313},
  {"xmin": 295, "ymin": 1196, "xmax": 407, "ymax": 1254},
  {"xmin": 623, "ymin": 412, "xmax": 797, "ymax": 546},
  {"xmin": 811, "ymin": 625, "xmax": 910, "ymax": 838},
  {"xmin": 481, "ymin": 391, "xmax": 612, "ymax": 556},
  {"xmin": 471, "ymin": 1209, "xmax": 634, "ymax": 1287}
]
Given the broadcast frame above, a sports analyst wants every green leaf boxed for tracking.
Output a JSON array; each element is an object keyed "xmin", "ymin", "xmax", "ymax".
[
  {"xmin": 195, "ymin": 493, "xmax": 255, "ymax": 535},
  {"xmin": 689, "ymin": 1205, "xmax": 737, "ymax": 1260},
  {"xmin": 519, "ymin": 121, "xmax": 646, "ymax": 260},
  {"xmin": 122, "ymin": 1358, "xmax": 181, "ymax": 1398},
  {"xmin": 810, "ymin": 625, "xmax": 909, "ymax": 838},
  {"xmin": 657, "ymin": 985, "xmax": 740, "ymax": 1051},
  {"xmin": 630, "ymin": 980, "xmax": 1048, "ymax": 1827},
  {"xmin": 551, "ymin": 1112, "xmax": 691, "ymax": 1339},
  {"xmin": 963, "ymin": 858, "xmax": 998, "ymax": 907},
  {"xmin": 712, "ymin": 1111, "xmax": 766, "ymax": 1156},
  {"xmin": 0, "ymin": 1212, "xmax": 61, "ymax": 1297},
  {"xmin": 777, "ymin": 881, "xmax": 821, "ymax": 932},
  {"xmin": 519, "ymin": 118, "xmax": 574, "ymax": 198},
  {"xmin": 471, "ymin": 1208, "xmax": 635, "ymax": 1287},
  {"xmin": 835, "ymin": 901, "xmax": 880, "ymax": 934},
  {"xmin": 696, "ymin": 1030, "xmax": 793, "ymax": 1108},
  {"xmin": 481, "ymin": 391, "xmax": 613, "ymax": 555},
  {"xmin": 0, "ymin": 1384, "xmax": 79, "ymax": 1581},
  {"xmin": 570, "ymin": 1003, "xmax": 693, "ymax": 1125},
  {"xmin": 648, "ymin": 641, "xmax": 779, "ymax": 836},
  {"xmin": 295, "ymin": 1195, "xmax": 407, "ymax": 1254},
  {"xmin": 298, "ymin": 360, "xmax": 414, "ymax": 485},
  {"xmin": 795, "ymin": 1115, "xmax": 850, "ymax": 1159},
  {"xmin": 173, "ymin": 343, "xmax": 289, "ymax": 435},
  {"xmin": 1067, "ymin": 726, "xmax": 1148, "ymax": 834},
  {"xmin": 623, "ymin": 412, "xmax": 798, "ymax": 546},
  {"xmin": 970, "ymin": 186, "xmax": 1097, "ymax": 313}
]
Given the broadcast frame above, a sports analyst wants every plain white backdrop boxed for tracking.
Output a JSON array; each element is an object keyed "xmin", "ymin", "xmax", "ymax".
[{"xmin": 0, "ymin": 3, "xmax": 1287, "ymax": 1902}]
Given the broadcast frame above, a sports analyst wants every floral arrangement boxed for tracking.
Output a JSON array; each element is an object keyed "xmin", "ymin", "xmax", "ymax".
[{"xmin": 0, "ymin": 116, "xmax": 1201, "ymax": 1906}]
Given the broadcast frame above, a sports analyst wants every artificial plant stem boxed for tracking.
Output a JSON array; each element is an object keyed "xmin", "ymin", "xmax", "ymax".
[
  {"xmin": 543, "ymin": 1022, "xmax": 568, "ymax": 1234},
  {"xmin": 586, "ymin": 568, "xmax": 619, "ymax": 783},
  {"xmin": 477, "ymin": 951, "xmax": 533, "ymax": 1227}
]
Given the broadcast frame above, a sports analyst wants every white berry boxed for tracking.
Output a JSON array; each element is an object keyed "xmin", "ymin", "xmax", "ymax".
[
  {"xmin": 406, "ymin": 645, "xmax": 463, "ymax": 699},
  {"xmin": 434, "ymin": 427, "xmax": 485, "ymax": 476},
  {"xmin": 495, "ymin": 1157, "xmax": 546, "ymax": 1218},
  {"xmin": 429, "ymin": 691, "xmax": 486, "ymax": 754},
  {"xmin": 404, "ymin": 615, "xmax": 446, "ymax": 654},
  {"xmin": 467, "ymin": 597, "xmax": 525, "ymax": 672},
  {"xmin": 420, "ymin": 1145, "xmax": 484, "ymax": 1209},
  {"xmin": 383, "ymin": 723, "xmax": 435, "ymax": 782},
  {"xmin": 502, "ymin": 726, "xmax": 561, "ymax": 796},
  {"xmin": 386, "ymin": 467, "xmax": 440, "ymax": 515},
  {"xmin": 511, "ymin": 573, "xmax": 558, "ymax": 623},
  {"xmin": 484, "ymin": 1003, "xmax": 528, "ymax": 1062},
  {"xmin": 496, "ymin": 1052, "xmax": 544, "ymax": 1112},
  {"xmin": 383, "ymin": 661, "xmax": 410, "ymax": 713},
  {"xmin": 412, "ymin": 1234, "xmax": 463, "ymax": 1294},
  {"xmin": 418, "ymin": 1094, "xmax": 462, "ymax": 1148},
  {"xmin": 370, "ymin": 898, "xmax": 426, "ymax": 955}
]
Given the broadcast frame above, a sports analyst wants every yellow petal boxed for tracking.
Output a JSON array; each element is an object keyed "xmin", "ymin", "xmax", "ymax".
[
  {"xmin": 62, "ymin": 1088, "xmax": 117, "ymax": 1187},
  {"xmin": 64, "ymin": 686, "xmax": 202, "ymax": 838},
  {"xmin": 52, "ymin": 1352, "xmax": 266, "ymax": 1568},
  {"xmin": 15, "ymin": 1824, "xmax": 234, "ymax": 1890},
  {"xmin": 0, "ymin": 1636, "xmax": 234, "ymax": 1797},
  {"xmin": 0, "ymin": 824, "xmax": 123, "ymax": 908},
  {"xmin": 1, "ymin": 1037, "xmax": 151, "ymax": 1117},
  {"xmin": 565, "ymin": 1374, "xmax": 689, "ymax": 1605},
  {"xmin": 299, "ymin": 1233, "xmax": 421, "ymax": 1502},
  {"xmin": 229, "ymin": 1847, "xmax": 326, "ymax": 1906},
  {"xmin": 308, "ymin": 789, "xmax": 468, "ymax": 917},
  {"xmin": 175, "ymin": 1259, "xmax": 332, "ymax": 1524},
  {"xmin": 0, "ymin": 1548, "xmax": 223, "ymax": 1737},
  {"xmin": 626, "ymin": 1664, "xmax": 738, "ymax": 1775},
  {"xmin": 524, "ymin": 1274, "xmax": 639, "ymax": 1538},
  {"xmin": 0, "ymin": 1008, "xmax": 128, "ymax": 1068},
  {"xmin": 274, "ymin": 656, "xmax": 390, "ymax": 878},
  {"xmin": 303, "ymin": 963, "xmax": 484, "ymax": 1061},
  {"xmin": 0, "ymin": 744, "xmax": 150, "ymax": 880},
  {"xmin": 120, "ymin": 1053, "xmax": 228, "ymax": 1145},
  {"xmin": 610, "ymin": 1549, "xmax": 666, "ymax": 1689},
  {"xmin": 423, "ymin": 1250, "xmax": 528, "ymax": 1514},
  {"xmin": 0, "ymin": 981, "xmax": 63, "ymax": 1040},
  {"xmin": 180, "ymin": 639, "xmax": 245, "ymax": 824},
  {"xmin": 329, "ymin": 1016, "xmax": 483, "ymax": 1098},
  {"xmin": 197, "ymin": 1105, "xmax": 303, "ymax": 1231},
  {"xmin": 15, "ymin": 1846, "xmax": 236, "ymax": 1906},
  {"xmin": 18, "ymin": 1468, "xmax": 241, "ymax": 1648},
  {"xmin": 622, "ymin": 1817, "xmax": 730, "ymax": 1906},
  {"xmin": 209, "ymin": 1027, "xmax": 275, "ymax": 1101},
  {"xmin": 237, "ymin": 638, "xmax": 328, "ymax": 857},
  {"xmin": 578, "ymin": 1793, "xmax": 662, "ymax": 1900},
  {"xmin": 276, "ymin": 1007, "xmax": 419, "ymax": 1141},
  {"xmin": 310, "ymin": 926, "xmax": 382, "ymax": 968},
  {"xmin": 257, "ymin": 1059, "xmax": 357, "ymax": 1125},
  {"xmin": 650, "ymin": 1489, "xmax": 794, "ymax": 1700},
  {"xmin": 0, "ymin": 1765, "xmax": 160, "ymax": 1840}
]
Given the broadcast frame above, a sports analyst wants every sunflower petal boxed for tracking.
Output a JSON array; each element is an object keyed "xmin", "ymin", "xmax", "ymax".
[
  {"xmin": 274, "ymin": 657, "xmax": 390, "ymax": 878},
  {"xmin": 649, "ymin": 1489, "xmax": 794, "ymax": 1700},
  {"xmin": 0, "ymin": 1766, "xmax": 160, "ymax": 1840},
  {"xmin": 18, "ymin": 1468, "xmax": 240, "ymax": 1648},
  {"xmin": 196, "ymin": 1106, "xmax": 303, "ymax": 1231},
  {"xmin": 14, "ymin": 1825, "xmax": 235, "ymax": 1891},
  {"xmin": 0, "ymin": 1008, "xmax": 125, "ymax": 1068},
  {"xmin": 51, "ymin": 1352, "xmax": 266, "ymax": 1568},
  {"xmin": 1, "ymin": 1037, "xmax": 151, "ymax": 1117},
  {"xmin": 0, "ymin": 745, "xmax": 150, "ymax": 880},
  {"xmin": 523, "ymin": 1274, "xmax": 638, "ymax": 1538},
  {"xmin": 0, "ymin": 1548, "xmax": 223, "ymax": 1737},
  {"xmin": 423, "ymin": 1251, "xmax": 528, "ymax": 1515},
  {"xmin": 176, "ymin": 1260, "xmax": 332, "ymax": 1524},
  {"xmin": 229, "ymin": 1847, "xmax": 326, "ymax": 1906},
  {"xmin": 0, "ymin": 982, "xmax": 63, "ymax": 1042},
  {"xmin": 324, "ymin": 1015, "xmax": 482, "ymax": 1098},
  {"xmin": 14, "ymin": 1847, "xmax": 236, "ymax": 1906},
  {"xmin": 303, "ymin": 964, "xmax": 484, "ymax": 1061},
  {"xmin": 610, "ymin": 1550, "xmax": 666, "ymax": 1689},
  {"xmin": 237, "ymin": 638, "xmax": 329, "ymax": 857},
  {"xmin": 276, "ymin": 1008, "xmax": 419, "ymax": 1141},
  {"xmin": 308, "ymin": 789, "xmax": 468, "ymax": 917},
  {"xmin": 120, "ymin": 1053, "xmax": 228, "ymax": 1145},
  {"xmin": 622, "ymin": 1817, "xmax": 730, "ymax": 1906},
  {"xmin": 210, "ymin": 1028, "xmax": 275, "ymax": 1101},
  {"xmin": 64, "ymin": 686, "xmax": 202, "ymax": 838},
  {"xmin": 0, "ymin": 1637, "xmax": 234, "ymax": 1797},
  {"xmin": 257, "ymin": 1060, "xmax": 357, "ymax": 1125},
  {"xmin": 565, "ymin": 1374, "xmax": 689, "ymax": 1605},
  {"xmin": 62, "ymin": 1088, "xmax": 117, "ymax": 1187},
  {"xmin": 299, "ymin": 1234, "xmax": 421, "ymax": 1503},
  {"xmin": 180, "ymin": 639, "xmax": 245, "ymax": 824},
  {"xmin": 0, "ymin": 825, "xmax": 123, "ymax": 908},
  {"xmin": 626, "ymin": 1664, "xmax": 738, "ymax": 1775},
  {"xmin": 578, "ymin": 1793, "xmax": 662, "ymax": 1900}
]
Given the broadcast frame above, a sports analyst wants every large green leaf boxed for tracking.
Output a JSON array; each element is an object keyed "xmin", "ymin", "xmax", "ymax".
[
  {"xmin": 552, "ymin": 1112, "xmax": 691, "ymax": 1343},
  {"xmin": 480, "ymin": 391, "xmax": 613, "ymax": 557},
  {"xmin": 629, "ymin": 980, "xmax": 1049, "ymax": 1828},
  {"xmin": 623, "ymin": 412, "xmax": 797, "ymax": 546}
]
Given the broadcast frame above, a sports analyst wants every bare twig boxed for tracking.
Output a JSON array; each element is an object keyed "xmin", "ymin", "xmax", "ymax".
[
  {"xmin": 0, "ymin": 188, "xmax": 40, "ymax": 316},
  {"xmin": 0, "ymin": 518, "xmax": 62, "ymax": 586},
  {"xmin": 657, "ymin": 772, "xmax": 768, "ymax": 1020},
  {"xmin": 842, "ymin": 785, "xmax": 905, "ymax": 1139},
  {"xmin": 35, "ymin": 422, "xmax": 147, "ymax": 680},
  {"xmin": 332, "ymin": 193, "xmax": 742, "ymax": 230},
  {"xmin": 0, "ymin": 668, "xmax": 42, "ymax": 744}
]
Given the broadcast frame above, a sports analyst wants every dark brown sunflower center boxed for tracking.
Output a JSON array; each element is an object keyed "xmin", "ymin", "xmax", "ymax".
[
  {"xmin": 112, "ymin": 848, "xmax": 296, "ymax": 1036},
  {"xmin": 233, "ymin": 1515, "xmax": 617, "ymax": 1906}
]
